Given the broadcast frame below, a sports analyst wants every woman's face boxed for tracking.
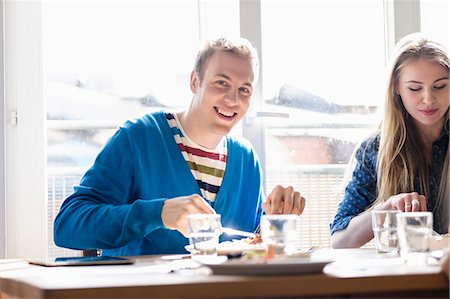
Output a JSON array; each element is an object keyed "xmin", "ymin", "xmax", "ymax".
[{"xmin": 397, "ymin": 58, "xmax": 449, "ymax": 133}]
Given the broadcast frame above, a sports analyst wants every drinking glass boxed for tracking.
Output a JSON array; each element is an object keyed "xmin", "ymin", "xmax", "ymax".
[
  {"xmin": 260, "ymin": 214, "xmax": 298, "ymax": 257},
  {"xmin": 371, "ymin": 210, "xmax": 399, "ymax": 254},
  {"xmin": 396, "ymin": 212, "xmax": 433, "ymax": 265},
  {"xmin": 187, "ymin": 214, "xmax": 222, "ymax": 260}
]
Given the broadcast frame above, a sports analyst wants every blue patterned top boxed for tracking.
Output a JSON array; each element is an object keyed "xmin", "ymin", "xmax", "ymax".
[{"xmin": 330, "ymin": 120, "xmax": 449, "ymax": 234}]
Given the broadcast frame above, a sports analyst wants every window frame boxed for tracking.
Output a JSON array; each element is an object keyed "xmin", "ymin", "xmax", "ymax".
[{"xmin": 4, "ymin": 0, "xmax": 47, "ymax": 258}]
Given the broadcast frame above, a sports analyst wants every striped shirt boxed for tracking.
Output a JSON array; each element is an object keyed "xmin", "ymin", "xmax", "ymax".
[{"xmin": 166, "ymin": 112, "xmax": 227, "ymax": 204}]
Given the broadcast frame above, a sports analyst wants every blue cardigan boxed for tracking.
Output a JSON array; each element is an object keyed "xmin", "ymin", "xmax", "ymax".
[{"xmin": 54, "ymin": 111, "xmax": 264, "ymax": 256}]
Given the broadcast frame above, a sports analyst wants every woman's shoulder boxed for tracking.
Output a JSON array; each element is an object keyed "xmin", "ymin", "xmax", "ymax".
[
  {"xmin": 355, "ymin": 133, "xmax": 380, "ymax": 160},
  {"xmin": 359, "ymin": 132, "xmax": 380, "ymax": 150}
]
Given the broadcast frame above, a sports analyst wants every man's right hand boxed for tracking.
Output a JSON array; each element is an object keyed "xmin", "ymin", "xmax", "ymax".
[{"xmin": 161, "ymin": 194, "xmax": 215, "ymax": 237}]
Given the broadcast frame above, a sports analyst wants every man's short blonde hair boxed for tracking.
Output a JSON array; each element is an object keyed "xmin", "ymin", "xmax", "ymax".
[{"xmin": 194, "ymin": 37, "xmax": 259, "ymax": 84}]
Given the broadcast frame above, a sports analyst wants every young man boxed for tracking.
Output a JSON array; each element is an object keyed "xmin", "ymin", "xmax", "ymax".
[{"xmin": 54, "ymin": 37, "xmax": 306, "ymax": 256}]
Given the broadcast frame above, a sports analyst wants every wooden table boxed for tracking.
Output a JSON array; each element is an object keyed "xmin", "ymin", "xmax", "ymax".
[{"xmin": 0, "ymin": 249, "xmax": 448, "ymax": 299}]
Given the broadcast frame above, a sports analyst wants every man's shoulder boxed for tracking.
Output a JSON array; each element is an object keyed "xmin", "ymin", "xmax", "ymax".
[
  {"xmin": 121, "ymin": 110, "xmax": 168, "ymax": 132},
  {"xmin": 226, "ymin": 134, "xmax": 260, "ymax": 165},
  {"xmin": 226, "ymin": 133, "xmax": 254, "ymax": 152}
]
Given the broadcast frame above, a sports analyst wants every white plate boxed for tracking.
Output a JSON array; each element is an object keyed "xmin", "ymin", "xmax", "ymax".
[{"xmin": 202, "ymin": 256, "xmax": 332, "ymax": 276}]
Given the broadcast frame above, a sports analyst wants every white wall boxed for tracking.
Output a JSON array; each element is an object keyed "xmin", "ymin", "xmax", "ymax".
[
  {"xmin": 0, "ymin": 1, "xmax": 6, "ymax": 258},
  {"xmin": 0, "ymin": 0, "xmax": 6, "ymax": 259},
  {"xmin": 4, "ymin": 1, "xmax": 47, "ymax": 259}
]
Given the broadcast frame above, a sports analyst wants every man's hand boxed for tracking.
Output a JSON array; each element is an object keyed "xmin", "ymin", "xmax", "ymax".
[
  {"xmin": 161, "ymin": 194, "xmax": 215, "ymax": 236},
  {"xmin": 262, "ymin": 185, "xmax": 305, "ymax": 215}
]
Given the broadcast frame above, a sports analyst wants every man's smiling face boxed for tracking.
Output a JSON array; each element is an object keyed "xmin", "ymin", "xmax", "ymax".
[{"xmin": 190, "ymin": 50, "xmax": 255, "ymax": 138}]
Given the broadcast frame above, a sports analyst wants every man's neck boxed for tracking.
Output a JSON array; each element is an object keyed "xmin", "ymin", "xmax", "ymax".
[{"xmin": 176, "ymin": 111, "xmax": 223, "ymax": 150}]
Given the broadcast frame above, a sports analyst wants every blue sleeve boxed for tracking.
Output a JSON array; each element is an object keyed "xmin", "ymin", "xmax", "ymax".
[
  {"xmin": 54, "ymin": 127, "xmax": 166, "ymax": 250},
  {"xmin": 329, "ymin": 137, "xmax": 378, "ymax": 234}
]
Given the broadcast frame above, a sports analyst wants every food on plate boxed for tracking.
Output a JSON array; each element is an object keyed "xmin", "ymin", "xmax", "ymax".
[
  {"xmin": 241, "ymin": 235, "xmax": 263, "ymax": 245},
  {"xmin": 185, "ymin": 237, "xmax": 266, "ymax": 256},
  {"xmin": 217, "ymin": 238, "xmax": 266, "ymax": 255}
]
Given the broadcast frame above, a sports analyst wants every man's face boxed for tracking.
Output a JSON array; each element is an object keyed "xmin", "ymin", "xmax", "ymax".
[{"xmin": 190, "ymin": 51, "xmax": 255, "ymax": 138}]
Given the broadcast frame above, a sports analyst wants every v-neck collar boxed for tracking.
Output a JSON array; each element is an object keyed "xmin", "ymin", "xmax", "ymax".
[{"xmin": 160, "ymin": 111, "xmax": 231, "ymax": 209}]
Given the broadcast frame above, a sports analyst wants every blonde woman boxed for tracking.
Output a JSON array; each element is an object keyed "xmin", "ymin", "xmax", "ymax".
[{"xmin": 331, "ymin": 33, "xmax": 449, "ymax": 248}]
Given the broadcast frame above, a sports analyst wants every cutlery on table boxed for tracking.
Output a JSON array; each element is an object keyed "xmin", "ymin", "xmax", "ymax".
[{"xmin": 221, "ymin": 227, "xmax": 255, "ymax": 238}]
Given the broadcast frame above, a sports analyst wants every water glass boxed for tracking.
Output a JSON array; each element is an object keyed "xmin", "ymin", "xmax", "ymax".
[
  {"xmin": 396, "ymin": 212, "xmax": 433, "ymax": 265},
  {"xmin": 187, "ymin": 214, "xmax": 222, "ymax": 259},
  {"xmin": 260, "ymin": 214, "xmax": 298, "ymax": 257},
  {"xmin": 371, "ymin": 210, "xmax": 399, "ymax": 254}
]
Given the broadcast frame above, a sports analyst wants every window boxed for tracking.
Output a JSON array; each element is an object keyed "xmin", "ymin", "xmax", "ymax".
[{"xmin": 259, "ymin": 1, "xmax": 385, "ymax": 248}]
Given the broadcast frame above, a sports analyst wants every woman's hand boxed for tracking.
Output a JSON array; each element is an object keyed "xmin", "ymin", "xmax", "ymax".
[{"xmin": 386, "ymin": 192, "xmax": 427, "ymax": 212}]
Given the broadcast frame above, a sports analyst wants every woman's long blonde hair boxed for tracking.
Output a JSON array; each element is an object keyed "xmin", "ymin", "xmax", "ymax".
[{"xmin": 376, "ymin": 34, "xmax": 449, "ymax": 228}]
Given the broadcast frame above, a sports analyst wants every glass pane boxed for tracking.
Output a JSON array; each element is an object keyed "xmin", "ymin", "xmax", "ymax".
[
  {"xmin": 42, "ymin": 0, "xmax": 202, "ymax": 257},
  {"xmin": 47, "ymin": 128, "xmax": 116, "ymax": 168},
  {"xmin": 43, "ymin": 1, "xmax": 200, "ymax": 122},
  {"xmin": 261, "ymin": 0, "xmax": 385, "ymax": 249}
]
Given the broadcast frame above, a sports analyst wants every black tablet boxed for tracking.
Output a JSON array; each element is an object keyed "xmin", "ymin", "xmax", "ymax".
[{"xmin": 28, "ymin": 256, "xmax": 134, "ymax": 267}]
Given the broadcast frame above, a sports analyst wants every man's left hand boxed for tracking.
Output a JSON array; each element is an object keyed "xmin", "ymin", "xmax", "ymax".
[{"xmin": 262, "ymin": 185, "xmax": 305, "ymax": 215}]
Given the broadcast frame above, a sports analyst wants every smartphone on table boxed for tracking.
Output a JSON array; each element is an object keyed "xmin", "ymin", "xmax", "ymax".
[{"xmin": 27, "ymin": 255, "xmax": 133, "ymax": 267}]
